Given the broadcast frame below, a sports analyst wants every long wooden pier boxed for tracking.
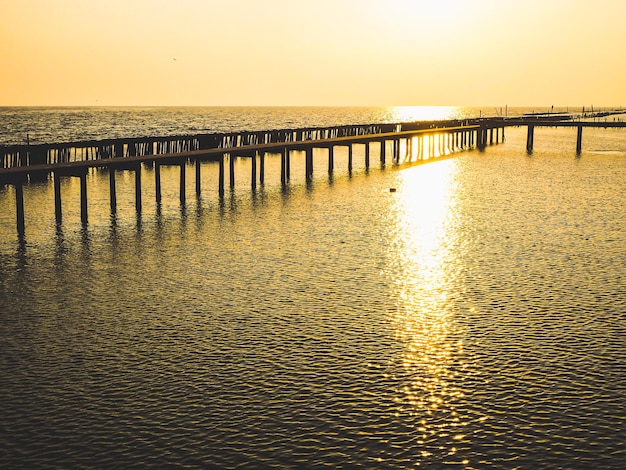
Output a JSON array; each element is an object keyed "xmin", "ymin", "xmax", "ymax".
[
  {"xmin": 2, "ymin": 121, "xmax": 496, "ymax": 235},
  {"xmin": 2, "ymin": 111, "xmax": 625, "ymax": 236}
]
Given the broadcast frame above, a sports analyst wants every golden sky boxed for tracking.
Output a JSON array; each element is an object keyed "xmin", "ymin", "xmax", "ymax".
[{"xmin": 1, "ymin": 0, "xmax": 625, "ymax": 107}]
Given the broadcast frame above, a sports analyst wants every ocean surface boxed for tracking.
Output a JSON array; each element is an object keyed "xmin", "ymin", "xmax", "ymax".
[{"xmin": 1, "ymin": 107, "xmax": 625, "ymax": 469}]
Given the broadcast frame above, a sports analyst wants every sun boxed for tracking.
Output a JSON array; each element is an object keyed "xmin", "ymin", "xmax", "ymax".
[
  {"xmin": 387, "ymin": 0, "xmax": 461, "ymax": 18},
  {"xmin": 380, "ymin": 0, "xmax": 472, "ymax": 40}
]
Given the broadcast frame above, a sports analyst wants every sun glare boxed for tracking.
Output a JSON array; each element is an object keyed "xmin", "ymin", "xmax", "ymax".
[
  {"xmin": 389, "ymin": 106, "xmax": 460, "ymax": 123},
  {"xmin": 385, "ymin": 158, "xmax": 467, "ymax": 462},
  {"xmin": 386, "ymin": 0, "xmax": 468, "ymax": 21}
]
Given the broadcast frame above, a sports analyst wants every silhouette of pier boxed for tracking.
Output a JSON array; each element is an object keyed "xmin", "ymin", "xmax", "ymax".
[{"xmin": 2, "ymin": 110, "xmax": 625, "ymax": 236}]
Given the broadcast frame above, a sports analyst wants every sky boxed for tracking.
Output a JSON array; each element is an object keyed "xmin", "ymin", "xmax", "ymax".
[{"xmin": 1, "ymin": 0, "xmax": 625, "ymax": 107}]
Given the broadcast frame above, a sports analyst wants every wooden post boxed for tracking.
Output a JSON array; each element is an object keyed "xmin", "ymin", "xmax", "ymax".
[
  {"xmin": 259, "ymin": 151, "xmax": 265, "ymax": 185},
  {"xmin": 526, "ymin": 125, "xmax": 534, "ymax": 153},
  {"xmin": 348, "ymin": 144, "xmax": 353, "ymax": 172},
  {"xmin": 251, "ymin": 152, "xmax": 257, "ymax": 189},
  {"xmin": 285, "ymin": 148, "xmax": 290, "ymax": 180},
  {"xmin": 218, "ymin": 154, "xmax": 225, "ymax": 197},
  {"xmin": 229, "ymin": 153, "xmax": 235, "ymax": 188},
  {"xmin": 576, "ymin": 125, "xmax": 583, "ymax": 154},
  {"xmin": 380, "ymin": 140, "xmax": 386, "ymax": 165},
  {"xmin": 365, "ymin": 142, "xmax": 370, "ymax": 169},
  {"xmin": 155, "ymin": 162, "xmax": 161, "ymax": 203},
  {"xmin": 180, "ymin": 162, "xmax": 186, "ymax": 204},
  {"xmin": 195, "ymin": 160, "xmax": 201, "ymax": 196},
  {"xmin": 135, "ymin": 167, "xmax": 142, "ymax": 214},
  {"xmin": 478, "ymin": 125, "xmax": 486, "ymax": 151},
  {"xmin": 281, "ymin": 149, "xmax": 287, "ymax": 186},
  {"xmin": 328, "ymin": 146, "xmax": 334, "ymax": 174},
  {"xmin": 305, "ymin": 147, "xmax": 313, "ymax": 181},
  {"xmin": 109, "ymin": 169, "xmax": 117, "ymax": 214},
  {"xmin": 15, "ymin": 181, "xmax": 25, "ymax": 236},
  {"xmin": 54, "ymin": 172, "xmax": 62, "ymax": 223},
  {"xmin": 80, "ymin": 172, "xmax": 88, "ymax": 225}
]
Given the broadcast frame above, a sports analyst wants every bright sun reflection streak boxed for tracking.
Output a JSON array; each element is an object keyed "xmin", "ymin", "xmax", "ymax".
[
  {"xmin": 387, "ymin": 106, "xmax": 461, "ymax": 123},
  {"xmin": 386, "ymin": 159, "xmax": 467, "ymax": 457}
]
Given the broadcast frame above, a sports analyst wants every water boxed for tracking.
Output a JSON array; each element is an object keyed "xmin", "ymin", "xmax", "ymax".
[{"xmin": 1, "ymin": 107, "xmax": 625, "ymax": 468}]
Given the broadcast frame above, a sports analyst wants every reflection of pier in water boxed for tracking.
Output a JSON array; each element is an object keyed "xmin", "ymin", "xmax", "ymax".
[{"xmin": 1, "ymin": 110, "xmax": 625, "ymax": 236}]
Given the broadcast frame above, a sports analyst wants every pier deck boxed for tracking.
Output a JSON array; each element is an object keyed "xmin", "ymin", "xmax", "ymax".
[{"xmin": 0, "ymin": 125, "xmax": 479, "ymax": 178}]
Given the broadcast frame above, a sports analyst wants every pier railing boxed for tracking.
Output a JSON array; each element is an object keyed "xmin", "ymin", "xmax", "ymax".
[
  {"xmin": 3, "ymin": 109, "xmax": 625, "ymax": 171},
  {"xmin": 1, "ymin": 123, "xmax": 412, "ymax": 170},
  {"xmin": 2, "ymin": 118, "xmax": 505, "ymax": 170}
]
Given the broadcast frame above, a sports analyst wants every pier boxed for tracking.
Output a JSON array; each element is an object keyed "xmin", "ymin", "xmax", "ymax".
[
  {"xmin": 517, "ymin": 120, "xmax": 626, "ymax": 154},
  {"xmin": 2, "ymin": 111, "xmax": 625, "ymax": 236}
]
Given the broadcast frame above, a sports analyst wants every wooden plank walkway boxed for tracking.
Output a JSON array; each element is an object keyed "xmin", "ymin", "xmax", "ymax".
[{"xmin": 0, "ymin": 125, "xmax": 479, "ymax": 178}]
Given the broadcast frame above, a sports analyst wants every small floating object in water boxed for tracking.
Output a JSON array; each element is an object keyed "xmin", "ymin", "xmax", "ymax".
[{"xmin": 389, "ymin": 188, "xmax": 397, "ymax": 192}]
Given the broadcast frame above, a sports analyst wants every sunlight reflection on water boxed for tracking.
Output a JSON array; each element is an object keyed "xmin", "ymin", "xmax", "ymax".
[
  {"xmin": 386, "ymin": 105, "xmax": 465, "ymax": 123},
  {"xmin": 385, "ymin": 159, "xmax": 470, "ymax": 462}
]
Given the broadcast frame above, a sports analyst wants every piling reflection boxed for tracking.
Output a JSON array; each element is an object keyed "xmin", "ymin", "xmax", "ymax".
[{"xmin": 385, "ymin": 159, "xmax": 468, "ymax": 462}]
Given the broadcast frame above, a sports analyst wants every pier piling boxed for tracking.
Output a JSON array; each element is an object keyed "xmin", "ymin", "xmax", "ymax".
[
  {"xmin": 155, "ymin": 163, "xmax": 162, "ymax": 203},
  {"xmin": 15, "ymin": 181, "xmax": 25, "ymax": 236},
  {"xmin": 218, "ymin": 155, "xmax": 225, "ymax": 197},
  {"xmin": 348, "ymin": 145, "xmax": 353, "ymax": 172},
  {"xmin": 135, "ymin": 167, "xmax": 142, "ymax": 213},
  {"xmin": 229, "ymin": 154, "xmax": 235, "ymax": 188},
  {"xmin": 109, "ymin": 170, "xmax": 117, "ymax": 214},
  {"xmin": 251, "ymin": 152, "xmax": 257, "ymax": 189},
  {"xmin": 306, "ymin": 147, "xmax": 313, "ymax": 181},
  {"xmin": 180, "ymin": 163, "xmax": 186, "ymax": 205},
  {"xmin": 259, "ymin": 151, "xmax": 265, "ymax": 185},
  {"xmin": 576, "ymin": 125, "xmax": 583, "ymax": 154},
  {"xmin": 196, "ymin": 160, "xmax": 201, "ymax": 195},
  {"xmin": 80, "ymin": 172, "xmax": 88, "ymax": 225},
  {"xmin": 54, "ymin": 172, "xmax": 62, "ymax": 223},
  {"xmin": 281, "ymin": 149, "xmax": 287, "ymax": 186},
  {"xmin": 526, "ymin": 125, "xmax": 535, "ymax": 153}
]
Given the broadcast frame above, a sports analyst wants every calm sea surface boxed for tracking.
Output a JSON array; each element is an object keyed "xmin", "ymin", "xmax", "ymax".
[{"xmin": 1, "ymin": 107, "xmax": 625, "ymax": 468}]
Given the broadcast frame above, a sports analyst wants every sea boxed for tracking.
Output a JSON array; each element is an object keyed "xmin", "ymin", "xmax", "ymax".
[{"xmin": 1, "ymin": 106, "xmax": 625, "ymax": 469}]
